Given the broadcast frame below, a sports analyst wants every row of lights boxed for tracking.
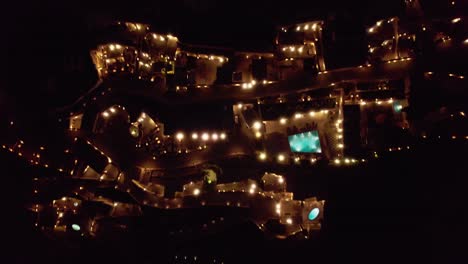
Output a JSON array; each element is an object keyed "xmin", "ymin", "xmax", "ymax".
[
  {"xmin": 372, "ymin": 145, "xmax": 412, "ymax": 158},
  {"xmin": 101, "ymin": 105, "xmax": 125, "ymax": 118},
  {"xmin": 122, "ymin": 22, "xmax": 179, "ymax": 43},
  {"xmin": 448, "ymin": 73, "xmax": 465, "ymax": 79},
  {"xmin": 332, "ymin": 157, "xmax": 365, "ymax": 166},
  {"xmin": 240, "ymin": 53, "xmax": 274, "ymax": 59},
  {"xmin": 122, "ymin": 22, "xmax": 149, "ymax": 32},
  {"xmin": 240, "ymin": 79, "xmax": 274, "ymax": 90},
  {"xmin": 359, "ymin": 98, "xmax": 396, "ymax": 106},
  {"xmin": 368, "ymin": 35, "xmax": 415, "ymax": 54},
  {"xmin": 281, "ymin": 45, "xmax": 309, "ymax": 53},
  {"xmin": 385, "ymin": 57, "xmax": 412, "ymax": 64},
  {"xmin": 422, "ymin": 135, "xmax": 468, "ymax": 140},
  {"xmin": 358, "ymin": 63, "xmax": 373, "ymax": 68},
  {"xmin": 182, "ymin": 52, "xmax": 227, "ymax": 63},
  {"xmin": 278, "ymin": 109, "xmax": 330, "ymax": 125},
  {"xmin": 425, "ymin": 72, "xmax": 465, "ymax": 79},
  {"xmin": 85, "ymin": 140, "xmax": 112, "ymax": 164},
  {"xmin": 368, "ymin": 18, "xmax": 396, "ymax": 33},
  {"xmin": 258, "ymin": 152, "xmax": 323, "ymax": 165},
  {"xmin": 295, "ymin": 23, "xmax": 319, "ymax": 32},
  {"xmin": 108, "ymin": 43, "xmax": 123, "ymax": 52},
  {"xmin": 175, "ymin": 132, "xmax": 227, "ymax": 142},
  {"xmin": 2, "ymin": 141, "xmax": 69, "ymax": 174}
]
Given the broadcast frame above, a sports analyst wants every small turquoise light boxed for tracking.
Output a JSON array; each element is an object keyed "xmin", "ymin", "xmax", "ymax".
[
  {"xmin": 71, "ymin": 224, "xmax": 81, "ymax": 231},
  {"xmin": 308, "ymin": 208, "xmax": 320, "ymax": 221},
  {"xmin": 393, "ymin": 102, "xmax": 403, "ymax": 113}
]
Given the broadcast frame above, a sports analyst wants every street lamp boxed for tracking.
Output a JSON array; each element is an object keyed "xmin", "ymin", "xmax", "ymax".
[
  {"xmin": 252, "ymin": 121, "xmax": 262, "ymax": 130},
  {"xmin": 176, "ymin": 132, "xmax": 184, "ymax": 141}
]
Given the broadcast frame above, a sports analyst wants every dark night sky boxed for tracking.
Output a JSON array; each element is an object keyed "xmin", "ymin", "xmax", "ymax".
[{"xmin": 1, "ymin": 0, "xmax": 406, "ymax": 116}]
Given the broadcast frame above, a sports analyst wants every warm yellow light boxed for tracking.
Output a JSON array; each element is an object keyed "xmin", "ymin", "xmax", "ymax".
[
  {"xmin": 276, "ymin": 203, "xmax": 281, "ymax": 215},
  {"xmin": 296, "ymin": 26, "xmax": 300, "ymax": 31},
  {"xmin": 259, "ymin": 152, "xmax": 267, "ymax": 160},
  {"xmin": 376, "ymin": 20, "xmax": 382, "ymax": 26},
  {"xmin": 344, "ymin": 158, "xmax": 350, "ymax": 164},
  {"xmin": 193, "ymin": 188, "xmax": 200, "ymax": 196},
  {"xmin": 242, "ymin": 83, "xmax": 253, "ymax": 89},
  {"xmin": 338, "ymin": 144, "xmax": 344, "ymax": 149},
  {"xmin": 102, "ymin": 112, "xmax": 109, "ymax": 118},
  {"xmin": 220, "ymin": 133, "xmax": 226, "ymax": 140},
  {"xmin": 278, "ymin": 177, "xmax": 284, "ymax": 183},
  {"xmin": 452, "ymin": 18, "xmax": 461, "ymax": 23},
  {"xmin": 312, "ymin": 23, "xmax": 317, "ymax": 30},
  {"xmin": 334, "ymin": 159, "xmax": 341, "ymax": 164},
  {"xmin": 202, "ymin": 133, "xmax": 209, "ymax": 141},
  {"xmin": 251, "ymin": 79, "xmax": 257, "ymax": 85},
  {"xmin": 252, "ymin": 121, "xmax": 262, "ymax": 130},
  {"xmin": 368, "ymin": 27, "xmax": 374, "ymax": 33},
  {"xmin": 304, "ymin": 24, "xmax": 309, "ymax": 30},
  {"xmin": 255, "ymin": 131, "xmax": 262, "ymax": 138},
  {"xmin": 176, "ymin": 132, "xmax": 184, "ymax": 141},
  {"xmin": 286, "ymin": 218, "xmax": 293, "ymax": 225},
  {"xmin": 212, "ymin": 133, "xmax": 218, "ymax": 141},
  {"xmin": 192, "ymin": 133, "xmax": 198, "ymax": 140},
  {"xmin": 280, "ymin": 118, "xmax": 287, "ymax": 124},
  {"xmin": 109, "ymin": 107, "xmax": 116, "ymax": 113},
  {"xmin": 464, "ymin": 38, "xmax": 468, "ymax": 44},
  {"xmin": 277, "ymin": 154, "xmax": 285, "ymax": 162},
  {"xmin": 309, "ymin": 111, "xmax": 316, "ymax": 117},
  {"xmin": 237, "ymin": 103, "xmax": 243, "ymax": 109},
  {"xmin": 294, "ymin": 113, "xmax": 303, "ymax": 119}
]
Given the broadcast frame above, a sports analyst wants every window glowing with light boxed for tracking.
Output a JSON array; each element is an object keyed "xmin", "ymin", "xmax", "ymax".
[
  {"xmin": 308, "ymin": 208, "xmax": 320, "ymax": 221},
  {"xmin": 288, "ymin": 131, "xmax": 321, "ymax": 153}
]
